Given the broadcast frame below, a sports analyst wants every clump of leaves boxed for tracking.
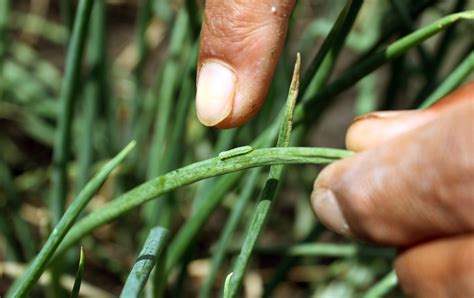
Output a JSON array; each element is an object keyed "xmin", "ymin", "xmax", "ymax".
[{"xmin": 1, "ymin": 0, "xmax": 472, "ymax": 297}]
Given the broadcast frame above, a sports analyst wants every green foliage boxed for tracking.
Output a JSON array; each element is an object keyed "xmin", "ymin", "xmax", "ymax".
[
  {"xmin": 70, "ymin": 247, "xmax": 84, "ymax": 298},
  {"xmin": 227, "ymin": 53, "xmax": 301, "ymax": 298},
  {"xmin": 7, "ymin": 142, "xmax": 135, "ymax": 297},
  {"xmin": 120, "ymin": 226, "xmax": 169, "ymax": 298},
  {"xmin": 1, "ymin": 1, "xmax": 472, "ymax": 297}
]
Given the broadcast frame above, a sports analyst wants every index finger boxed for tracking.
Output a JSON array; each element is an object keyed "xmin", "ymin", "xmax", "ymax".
[{"xmin": 196, "ymin": 0, "xmax": 295, "ymax": 128}]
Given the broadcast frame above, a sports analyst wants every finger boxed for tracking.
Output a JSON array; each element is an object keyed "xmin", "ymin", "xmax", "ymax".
[
  {"xmin": 196, "ymin": 0, "xmax": 295, "ymax": 128},
  {"xmin": 395, "ymin": 234, "xmax": 474, "ymax": 298},
  {"xmin": 346, "ymin": 81, "xmax": 474, "ymax": 152},
  {"xmin": 345, "ymin": 110, "xmax": 435, "ymax": 152},
  {"xmin": 311, "ymin": 100, "xmax": 474, "ymax": 245}
]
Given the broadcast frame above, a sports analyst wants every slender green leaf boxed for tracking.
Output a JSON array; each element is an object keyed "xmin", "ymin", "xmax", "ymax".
[
  {"xmin": 301, "ymin": 0, "xmax": 364, "ymax": 101},
  {"xmin": 70, "ymin": 247, "xmax": 85, "ymax": 298},
  {"xmin": 419, "ymin": 51, "xmax": 474, "ymax": 109},
  {"xmin": 120, "ymin": 227, "xmax": 169, "ymax": 298},
  {"xmin": 227, "ymin": 54, "xmax": 301, "ymax": 297},
  {"xmin": 76, "ymin": 0, "xmax": 107, "ymax": 193},
  {"xmin": 7, "ymin": 141, "xmax": 135, "ymax": 297},
  {"xmin": 363, "ymin": 270, "xmax": 398, "ymax": 298},
  {"xmin": 415, "ymin": 0, "xmax": 468, "ymax": 102},
  {"xmin": 55, "ymin": 145, "xmax": 352, "ymax": 258},
  {"xmin": 298, "ymin": 10, "xmax": 474, "ymax": 123},
  {"xmin": 254, "ymin": 243, "xmax": 395, "ymax": 258},
  {"xmin": 50, "ymin": 0, "xmax": 94, "ymax": 225},
  {"xmin": 198, "ymin": 168, "xmax": 262, "ymax": 298}
]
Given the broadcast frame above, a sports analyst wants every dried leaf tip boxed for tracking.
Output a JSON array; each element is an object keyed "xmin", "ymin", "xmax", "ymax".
[{"xmin": 290, "ymin": 53, "xmax": 301, "ymax": 94}]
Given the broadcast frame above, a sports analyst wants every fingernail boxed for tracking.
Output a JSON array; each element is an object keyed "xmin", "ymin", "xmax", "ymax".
[
  {"xmin": 352, "ymin": 111, "xmax": 414, "ymax": 124},
  {"xmin": 311, "ymin": 188, "xmax": 351, "ymax": 236},
  {"xmin": 196, "ymin": 61, "xmax": 236, "ymax": 126}
]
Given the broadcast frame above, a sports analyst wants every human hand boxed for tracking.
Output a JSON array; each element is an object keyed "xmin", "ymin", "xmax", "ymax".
[
  {"xmin": 311, "ymin": 82, "xmax": 474, "ymax": 297},
  {"xmin": 195, "ymin": 0, "xmax": 295, "ymax": 128}
]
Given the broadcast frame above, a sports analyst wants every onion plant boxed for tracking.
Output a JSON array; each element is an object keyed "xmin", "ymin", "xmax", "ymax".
[{"xmin": 1, "ymin": 0, "xmax": 473, "ymax": 297}]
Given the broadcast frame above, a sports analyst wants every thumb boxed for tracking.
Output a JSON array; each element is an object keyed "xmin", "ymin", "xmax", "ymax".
[
  {"xmin": 311, "ymin": 98, "xmax": 474, "ymax": 246},
  {"xmin": 196, "ymin": 0, "xmax": 295, "ymax": 128},
  {"xmin": 346, "ymin": 82, "xmax": 474, "ymax": 152}
]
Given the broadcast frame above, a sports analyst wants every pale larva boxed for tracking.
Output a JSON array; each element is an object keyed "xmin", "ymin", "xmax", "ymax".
[{"xmin": 218, "ymin": 146, "xmax": 254, "ymax": 160}]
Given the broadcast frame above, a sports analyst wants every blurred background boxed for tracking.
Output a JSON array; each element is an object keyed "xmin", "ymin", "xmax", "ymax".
[{"xmin": 1, "ymin": 0, "xmax": 473, "ymax": 297}]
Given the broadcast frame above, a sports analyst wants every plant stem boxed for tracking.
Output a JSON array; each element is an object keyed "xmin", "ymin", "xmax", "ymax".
[
  {"xmin": 254, "ymin": 243, "xmax": 395, "ymax": 258},
  {"xmin": 298, "ymin": 10, "xmax": 474, "ymax": 124},
  {"xmin": 143, "ymin": 9, "xmax": 190, "ymax": 229},
  {"xmin": 49, "ymin": 0, "xmax": 94, "ymax": 226},
  {"xmin": 300, "ymin": 0, "xmax": 364, "ymax": 100},
  {"xmin": 120, "ymin": 227, "xmax": 169, "ymax": 298},
  {"xmin": 389, "ymin": 0, "xmax": 432, "ymax": 71},
  {"xmin": 76, "ymin": 0, "xmax": 106, "ymax": 193},
  {"xmin": 419, "ymin": 51, "xmax": 473, "ymax": 109},
  {"xmin": 70, "ymin": 247, "xmax": 84, "ymax": 298},
  {"xmin": 198, "ymin": 168, "xmax": 262, "ymax": 298},
  {"xmin": 363, "ymin": 270, "xmax": 398, "ymax": 298},
  {"xmin": 227, "ymin": 55, "xmax": 301, "ymax": 297},
  {"xmin": 54, "ymin": 146, "xmax": 352, "ymax": 258},
  {"xmin": 8, "ymin": 142, "xmax": 135, "ymax": 298},
  {"xmin": 414, "ymin": 0, "xmax": 468, "ymax": 103}
]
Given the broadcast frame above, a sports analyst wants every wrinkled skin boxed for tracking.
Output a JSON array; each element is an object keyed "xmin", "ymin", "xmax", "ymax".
[
  {"xmin": 195, "ymin": 1, "xmax": 474, "ymax": 296},
  {"xmin": 312, "ymin": 83, "xmax": 474, "ymax": 297}
]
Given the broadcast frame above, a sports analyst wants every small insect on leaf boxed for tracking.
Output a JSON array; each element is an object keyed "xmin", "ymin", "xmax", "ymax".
[{"xmin": 218, "ymin": 146, "xmax": 254, "ymax": 160}]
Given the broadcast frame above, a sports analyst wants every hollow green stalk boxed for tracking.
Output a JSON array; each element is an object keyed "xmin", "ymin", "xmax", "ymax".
[
  {"xmin": 300, "ymin": 0, "xmax": 364, "ymax": 100},
  {"xmin": 8, "ymin": 142, "xmax": 135, "ymax": 298},
  {"xmin": 419, "ymin": 51, "xmax": 474, "ymax": 109},
  {"xmin": 389, "ymin": 0, "xmax": 432, "ymax": 72},
  {"xmin": 70, "ymin": 247, "xmax": 84, "ymax": 298},
  {"xmin": 415, "ymin": 0, "xmax": 468, "ymax": 102},
  {"xmin": 54, "ymin": 146, "xmax": 352, "ymax": 258},
  {"xmin": 147, "ymin": 41, "xmax": 198, "ymax": 293},
  {"xmin": 227, "ymin": 54, "xmax": 301, "ymax": 298},
  {"xmin": 198, "ymin": 167, "xmax": 263, "ymax": 298},
  {"xmin": 253, "ymin": 243, "xmax": 395, "ymax": 259},
  {"xmin": 144, "ymin": 13, "xmax": 191, "ymax": 229},
  {"xmin": 76, "ymin": 0, "xmax": 107, "ymax": 193},
  {"xmin": 50, "ymin": 0, "xmax": 94, "ymax": 225},
  {"xmin": 363, "ymin": 270, "xmax": 398, "ymax": 298},
  {"xmin": 298, "ymin": 10, "xmax": 474, "ymax": 123},
  {"xmin": 120, "ymin": 227, "xmax": 169, "ymax": 298}
]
